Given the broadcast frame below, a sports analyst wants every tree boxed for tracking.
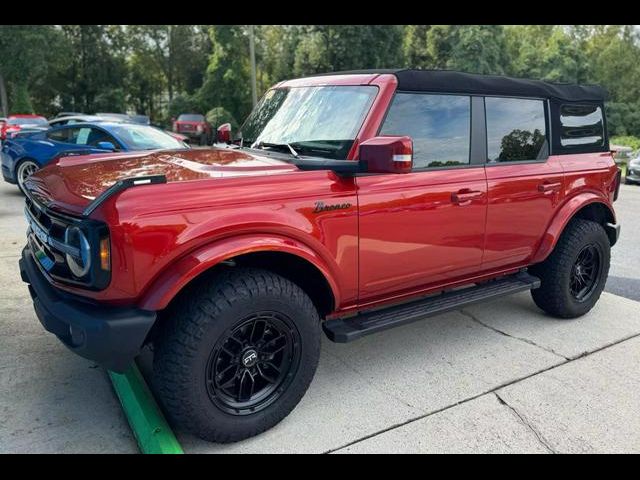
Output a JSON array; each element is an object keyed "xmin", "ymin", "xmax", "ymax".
[
  {"xmin": 0, "ymin": 25, "xmax": 65, "ymax": 116},
  {"xmin": 58, "ymin": 25, "xmax": 128, "ymax": 113},
  {"xmin": 197, "ymin": 25, "xmax": 253, "ymax": 124},
  {"xmin": 293, "ymin": 26, "xmax": 403, "ymax": 76},
  {"xmin": 129, "ymin": 25, "xmax": 211, "ymax": 104}
]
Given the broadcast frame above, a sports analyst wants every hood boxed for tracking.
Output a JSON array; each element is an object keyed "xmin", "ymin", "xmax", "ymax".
[{"xmin": 24, "ymin": 147, "xmax": 299, "ymax": 215}]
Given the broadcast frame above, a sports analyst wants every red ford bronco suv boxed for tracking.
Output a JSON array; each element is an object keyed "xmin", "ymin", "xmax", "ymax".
[{"xmin": 19, "ymin": 69, "xmax": 621, "ymax": 442}]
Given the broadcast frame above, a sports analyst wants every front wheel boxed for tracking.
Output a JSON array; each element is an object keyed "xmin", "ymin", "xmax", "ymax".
[
  {"xmin": 16, "ymin": 159, "xmax": 39, "ymax": 194},
  {"xmin": 152, "ymin": 268, "xmax": 321, "ymax": 443},
  {"xmin": 530, "ymin": 218, "xmax": 610, "ymax": 318}
]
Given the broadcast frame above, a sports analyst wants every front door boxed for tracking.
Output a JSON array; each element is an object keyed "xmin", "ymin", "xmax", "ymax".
[{"xmin": 357, "ymin": 93, "xmax": 488, "ymax": 304}]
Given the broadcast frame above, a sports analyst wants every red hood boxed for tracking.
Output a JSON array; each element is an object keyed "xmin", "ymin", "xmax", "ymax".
[{"xmin": 25, "ymin": 147, "xmax": 299, "ymax": 215}]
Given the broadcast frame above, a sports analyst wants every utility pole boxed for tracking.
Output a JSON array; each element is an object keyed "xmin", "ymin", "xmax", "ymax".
[{"xmin": 249, "ymin": 25, "xmax": 257, "ymax": 107}]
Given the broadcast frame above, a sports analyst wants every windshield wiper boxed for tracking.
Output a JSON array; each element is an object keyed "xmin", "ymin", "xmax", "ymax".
[{"xmin": 250, "ymin": 141, "xmax": 300, "ymax": 159}]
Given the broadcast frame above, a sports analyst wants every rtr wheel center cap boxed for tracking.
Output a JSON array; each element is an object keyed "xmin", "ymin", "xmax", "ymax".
[{"xmin": 241, "ymin": 349, "xmax": 259, "ymax": 368}]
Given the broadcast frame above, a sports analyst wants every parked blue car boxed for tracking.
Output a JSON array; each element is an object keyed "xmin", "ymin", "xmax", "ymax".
[{"xmin": 1, "ymin": 122, "xmax": 189, "ymax": 193}]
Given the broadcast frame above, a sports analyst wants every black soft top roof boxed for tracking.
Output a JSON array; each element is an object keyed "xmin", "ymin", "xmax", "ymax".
[{"xmin": 321, "ymin": 69, "xmax": 607, "ymax": 103}]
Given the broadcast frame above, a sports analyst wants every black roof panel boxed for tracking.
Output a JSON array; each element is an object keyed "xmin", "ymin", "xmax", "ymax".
[{"xmin": 318, "ymin": 69, "xmax": 607, "ymax": 103}]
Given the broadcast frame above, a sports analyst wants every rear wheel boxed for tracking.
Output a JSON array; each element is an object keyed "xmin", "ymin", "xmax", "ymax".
[
  {"xmin": 530, "ymin": 218, "xmax": 610, "ymax": 318},
  {"xmin": 152, "ymin": 268, "xmax": 321, "ymax": 443},
  {"xmin": 16, "ymin": 159, "xmax": 39, "ymax": 194}
]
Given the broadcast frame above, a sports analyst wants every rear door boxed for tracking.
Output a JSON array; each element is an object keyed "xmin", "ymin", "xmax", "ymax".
[
  {"xmin": 357, "ymin": 93, "xmax": 488, "ymax": 304},
  {"xmin": 482, "ymin": 96, "xmax": 564, "ymax": 270}
]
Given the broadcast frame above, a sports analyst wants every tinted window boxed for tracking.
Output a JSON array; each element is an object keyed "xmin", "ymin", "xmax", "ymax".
[
  {"xmin": 380, "ymin": 93, "xmax": 471, "ymax": 169},
  {"xmin": 178, "ymin": 114, "xmax": 205, "ymax": 122},
  {"xmin": 47, "ymin": 128, "xmax": 71, "ymax": 142},
  {"xmin": 560, "ymin": 104, "xmax": 604, "ymax": 147},
  {"xmin": 486, "ymin": 97, "xmax": 547, "ymax": 162}
]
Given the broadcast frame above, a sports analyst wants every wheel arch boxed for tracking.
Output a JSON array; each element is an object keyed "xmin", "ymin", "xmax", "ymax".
[
  {"xmin": 138, "ymin": 234, "xmax": 340, "ymax": 317},
  {"xmin": 532, "ymin": 193, "xmax": 617, "ymax": 264}
]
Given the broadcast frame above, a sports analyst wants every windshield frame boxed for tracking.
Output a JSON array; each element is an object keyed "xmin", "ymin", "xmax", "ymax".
[{"xmin": 237, "ymin": 84, "xmax": 379, "ymax": 160}]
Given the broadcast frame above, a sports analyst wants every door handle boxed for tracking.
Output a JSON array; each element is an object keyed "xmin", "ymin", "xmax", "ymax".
[
  {"xmin": 537, "ymin": 181, "xmax": 562, "ymax": 193},
  {"xmin": 451, "ymin": 190, "xmax": 483, "ymax": 205}
]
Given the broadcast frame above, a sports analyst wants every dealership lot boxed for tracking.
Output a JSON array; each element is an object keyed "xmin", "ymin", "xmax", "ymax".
[{"xmin": 1, "ymin": 180, "xmax": 639, "ymax": 454}]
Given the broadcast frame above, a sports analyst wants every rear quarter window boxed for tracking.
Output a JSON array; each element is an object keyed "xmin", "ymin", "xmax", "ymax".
[{"xmin": 560, "ymin": 104, "xmax": 604, "ymax": 147}]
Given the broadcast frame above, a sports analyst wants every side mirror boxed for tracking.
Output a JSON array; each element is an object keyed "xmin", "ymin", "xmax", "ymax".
[
  {"xmin": 216, "ymin": 123, "xmax": 232, "ymax": 143},
  {"xmin": 359, "ymin": 136, "xmax": 413, "ymax": 174},
  {"xmin": 96, "ymin": 141, "xmax": 116, "ymax": 151}
]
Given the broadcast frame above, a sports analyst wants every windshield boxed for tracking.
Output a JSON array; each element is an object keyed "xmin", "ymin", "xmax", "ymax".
[
  {"xmin": 239, "ymin": 85, "xmax": 377, "ymax": 160},
  {"xmin": 110, "ymin": 125, "xmax": 185, "ymax": 150},
  {"xmin": 9, "ymin": 117, "xmax": 47, "ymax": 125},
  {"xmin": 178, "ymin": 114, "xmax": 205, "ymax": 122}
]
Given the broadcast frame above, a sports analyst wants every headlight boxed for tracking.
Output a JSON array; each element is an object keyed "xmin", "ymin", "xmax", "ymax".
[{"xmin": 64, "ymin": 226, "xmax": 91, "ymax": 278}]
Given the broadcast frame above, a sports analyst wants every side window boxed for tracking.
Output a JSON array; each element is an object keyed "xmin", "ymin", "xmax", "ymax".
[
  {"xmin": 46, "ymin": 128, "xmax": 70, "ymax": 142},
  {"xmin": 380, "ymin": 93, "xmax": 471, "ymax": 169},
  {"xmin": 67, "ymin": 127, "xmax": 92, "ymax": 145},
  {"xmin": 560, "ymin": 104, "xmax": 603, "ymax": 147},
  {"xmin": 85, "ymin": 128, "xmax": 119, "ymax": 147},
  {"xmin": 486, "ymin": 97, "xmax": 548, "ymax": 162}
]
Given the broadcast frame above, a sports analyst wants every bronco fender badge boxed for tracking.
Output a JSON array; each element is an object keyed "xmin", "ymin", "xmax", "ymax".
[{"xmin": 313, "ymin": 201, "xmax": 352, "ymax": 213}]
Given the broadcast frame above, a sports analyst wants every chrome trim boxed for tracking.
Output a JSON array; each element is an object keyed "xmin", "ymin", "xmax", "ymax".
[{"xmin": 24, "ymin": 205, "xmax": 81, "ymax": 258}]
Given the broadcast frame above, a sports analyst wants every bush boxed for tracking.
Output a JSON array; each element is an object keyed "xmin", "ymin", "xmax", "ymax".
[
  {"xmin": 610, "ymin": 135, "xmax": 640, "ymax": 151},
  {"xmin": 206, "ymin": 106, "xmax": 238, "ymax": 130}
]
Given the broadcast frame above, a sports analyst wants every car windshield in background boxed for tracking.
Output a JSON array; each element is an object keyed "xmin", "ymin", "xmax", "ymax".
[
  {"xmin": 9, "ymin": 117, "xmax": 47, "ymax": 125},
  {"xmin": 239, "ymin": 85, "xmax": 378, "ymax": 160},
  {"xmin": 110, "ymin": 125, "xmax": 185, "ymax": 150},
  {"xmin": 178, "ymin": 114, "xmax": 205, "ymax": 122}
]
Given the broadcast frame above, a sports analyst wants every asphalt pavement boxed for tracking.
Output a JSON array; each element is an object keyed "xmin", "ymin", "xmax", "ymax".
[{"xmin": 0, "ymin": 179, "xmax": 638, "ymax": 453}]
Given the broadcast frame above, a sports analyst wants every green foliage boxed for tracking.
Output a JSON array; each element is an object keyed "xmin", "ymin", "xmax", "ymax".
[
  {"xmin": 167, "ymin": 94, "xmax": 201, "ymax": 120},
  {"xmin": 9, "ymin": 84, "xmax": 34, "ymax": 114},
  {"xmin": 206, "ymin": 107, "xmax": 238, "ymax": 131},
  {"xmin": 610, "ymin": 135, "xmax": 640, "ymax": 151},
  {"xmin": 4, "ymin": 24, "xmax": 640, "ymax": 138},
  {"xmin": 196, "ymin": 26, "xmax": 253, "ymax": 125}
]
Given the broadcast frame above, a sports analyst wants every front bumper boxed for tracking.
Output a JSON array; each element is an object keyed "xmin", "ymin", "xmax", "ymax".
[{"xmin": 20, "ymin": 246, "xmax": 156, "ymax": 373}]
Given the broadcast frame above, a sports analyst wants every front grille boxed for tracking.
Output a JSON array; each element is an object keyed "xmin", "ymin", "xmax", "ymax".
[
  {"xmin": 24, "ymin": 197, "xmax": 88, "ymax": 287},
  {"xmin": 25, "ymin": 198, "xmax": 103, "ymax": 288}
]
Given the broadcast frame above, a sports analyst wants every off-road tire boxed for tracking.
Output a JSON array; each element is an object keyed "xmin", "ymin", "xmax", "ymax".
[
  {"xmin": 530, "ymin": 218, "xmax": 610, "ymax": 318},
  {"xmin": 152, "ymin": 267, "xmax": 321, "ymax": 443}
]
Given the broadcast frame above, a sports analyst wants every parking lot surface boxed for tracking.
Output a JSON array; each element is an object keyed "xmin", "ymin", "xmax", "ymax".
[{"xmin": 1, "ymin": 180, "xmax": 638, "ymax": 454}]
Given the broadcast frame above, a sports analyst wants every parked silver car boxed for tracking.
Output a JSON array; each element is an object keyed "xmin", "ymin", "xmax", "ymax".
[{"xmin": 627, "ymin": 155, "xmax": 640, "ymax": 185}]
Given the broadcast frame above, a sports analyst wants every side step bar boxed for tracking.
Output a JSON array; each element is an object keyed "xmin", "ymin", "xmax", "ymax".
[{"xmin": 323, "ymin": 272, "xmax": 540, "ymax": 343}]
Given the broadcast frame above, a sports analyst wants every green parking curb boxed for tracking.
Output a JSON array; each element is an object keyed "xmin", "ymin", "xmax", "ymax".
[{"xmin": 108, "ymin": 365, "xmax": 184, "ymax": 454}]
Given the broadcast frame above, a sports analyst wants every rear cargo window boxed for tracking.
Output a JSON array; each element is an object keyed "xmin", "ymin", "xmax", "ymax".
[
  {"xmin": 380, "ymin": 93, "xmax": 471, "ymax": 169},
  {"xmin": 486, "ymin": 97, "xmax": 548, "ymax": 162},
  {"xmin": 560, "ymin": 104, "xmax": 604, "ymax": 147}
]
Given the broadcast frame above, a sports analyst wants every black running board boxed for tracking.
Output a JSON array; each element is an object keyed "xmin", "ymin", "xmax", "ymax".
[{"xmin": 323, "ymin": 272, "xmax": 540, "ymax": 343}]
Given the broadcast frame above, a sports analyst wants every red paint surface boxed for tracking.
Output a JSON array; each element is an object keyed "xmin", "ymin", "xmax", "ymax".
[{"xmin": 26, "ymin": 74, "xmax": 619, "ymax": 316}]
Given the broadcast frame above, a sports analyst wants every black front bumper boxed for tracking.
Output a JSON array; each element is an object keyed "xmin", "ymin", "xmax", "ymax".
[{"xmin": 20, "ymin": 246, "xmax": 156, "ymax": 373}]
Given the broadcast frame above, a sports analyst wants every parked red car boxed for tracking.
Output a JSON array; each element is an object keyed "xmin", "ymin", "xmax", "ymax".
[
  {"xmin": 19, "ymin": 70, "xmax": 620, "ymax": 443},
  {"xmin": 172, "ymin": 113, "xmax": 212, "ymax": 145},
  {"xmin": 0, "ymin": 114, "xmax": 48, "ymax": 140}
]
